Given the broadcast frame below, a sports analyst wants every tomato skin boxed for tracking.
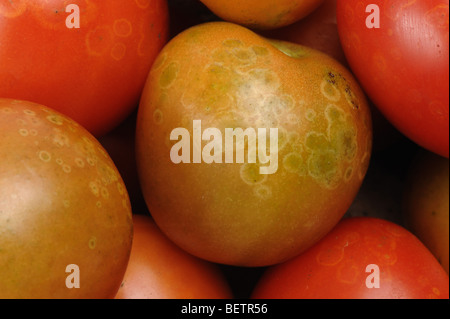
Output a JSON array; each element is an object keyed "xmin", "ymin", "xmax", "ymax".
[
  {"xmin": 336, "ymin": 0, "xmax": 449, "ymax": 158},
  {"xmin": 252, "ymin": 217, "xmax": 449, "ymax": 299},
  {"xmin": 403, "ymin": 151, "xmax": 449, "ymax": 274},
  {"xmin": 0, "ymin": 98, "xmax": 133, "ymax": 299},
  {"xmin": 115, "ymin": 214, "xmax": 233, "ymax": 299},
  {"xmin": 136, "ymin": 22, "xmax": 372, "ymax": 267},
  {"xmin": 0, "ymin": 0, "xmax": 169, "ymax": 136},
  {"xmin": 199, "ymin": 0, "xmax": 325, "ymax": 30},
  {"xmin": 261, "ymin": 0, "xmax": 347, "ymax": 65}
]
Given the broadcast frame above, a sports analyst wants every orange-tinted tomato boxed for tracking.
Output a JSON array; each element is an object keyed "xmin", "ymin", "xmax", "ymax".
[
  {"xmin": 115, "ymin": 214, "xmax": 233, "ymax": 299},
  {"xmin": 252, "ymin": 217, "xmax": 449, "ymax": 299},
  {"xmin": 0, "ymin": 0, "xmax": 169, "ymax": 136},
  {"xmin": 136, "ymin": 22, "xmax": 372, "ymax": 267},
  {"xmin": 0, "ymin": 98, "xmax": 133, "ymax": 298},
  {"xmin": 199, "ymin": 0, "xmax": 325, "ymax": 30}
]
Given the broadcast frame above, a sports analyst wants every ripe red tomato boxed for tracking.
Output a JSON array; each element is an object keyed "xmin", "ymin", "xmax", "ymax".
[
  {"xmin": 0, "ymin": 0, "xmax": 169, "ymax": 136},
  {"xmin": 0, "ymin": 98, "xmax": 133, "ymax": 298},
  {"xmin": 252, "ymin": 217, "xmax": 449, "ymax": 299},
  {"xmin": 336, "ymin": 0, "xmax": 449, "ymax": 158},
  {"xmin": 115, "ymin": 214, "xmax": 233, "ymax": 299}
]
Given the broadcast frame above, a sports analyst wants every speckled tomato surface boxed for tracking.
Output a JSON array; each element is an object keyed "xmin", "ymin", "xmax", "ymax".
[
  {"xmin": 136, "ymin": 22, "xmax": 372, "ymax": 267},
  {"xmin": 337, "ymin": 0, "xmax": 449, "ymax": 158},
  {"xmin": 0, "ymin": 0, "xmax": 169, "ymax": 136},
  {"xmin": 0, "ymin": 98, "xmax": 133, "ymax": 299},
  {"xmin": 252, "ymin": 217, "xmax": 449, "ymax": 299}
]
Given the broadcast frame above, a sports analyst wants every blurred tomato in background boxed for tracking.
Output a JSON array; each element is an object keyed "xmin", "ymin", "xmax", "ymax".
[{"xmin": 403, "ymin": 150, "xmax": 449, "ymax": 274}]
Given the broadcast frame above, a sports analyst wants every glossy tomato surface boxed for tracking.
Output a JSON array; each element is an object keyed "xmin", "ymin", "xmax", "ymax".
[
  {"xmin": 0, "ymin": 98, "xmax": 133, "ymax": 298},
  {"xmin": 0, "ymin": 0, "xmax": 169, "ymax": 136},
  {"xmin": 336, "ymin": 0, "xmax": 449, "ymax": 158},
  {"xmin": 115, "ymin": 214, "xmax": 233, "ymax": 299},
  {"xmin": 136, "ymin": 22, "xmax": 372, "ymax": 267},
  {"xmin": 403, "ymin": 150, "xmax": 449, "ymax": 274},
  {"xmin": 252, "ymin": 217, "xmax": 449, "ymax": 299}
]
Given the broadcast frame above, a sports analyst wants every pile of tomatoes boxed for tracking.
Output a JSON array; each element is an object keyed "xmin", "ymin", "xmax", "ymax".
[{"xmin": 0, "ymin": 0, "xmax": 448, "ymax": 299}]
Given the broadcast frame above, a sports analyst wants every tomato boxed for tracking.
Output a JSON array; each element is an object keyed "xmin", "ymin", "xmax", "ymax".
[
  {"xmin": 261, "ymin": 0, "xmax": 347, "ymax": 65},
  {"xmin": 136, "ymin": 22, "xmax": 372, "ymax": 267},
  {"xmin": 336, "ymin": 0, "xmax": 449, "ymax": 158},
  {"xmin": 403, "ymin": 150, "xmax": 449, "ymax": 274},
  {"xmin": 115, "ymin": 214, "xmax": 233, "ymax": 299},
  {"xmin": 251, "ymin": 217, "xmax": 449, "ymax": 299},
  {"xmin": 0, "ymin": 98, "xmax": 133, "ymax": 298},
  {"xmin": 0, "ymin": 0, "xmax": 169, "ymax": 137},
  {"xmin": 199, "ymin": 0, "xmax": 325, "ymax": 30}
]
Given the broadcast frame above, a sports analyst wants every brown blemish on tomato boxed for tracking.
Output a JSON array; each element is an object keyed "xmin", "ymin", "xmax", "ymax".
[
  {"xmin": 159, "ymin": 62, "xmax": 179, "ymax": 88},
  {"xmin": 254, "ymin": 184, "xmax": 272, "ymax": 199},
  {"xmin": 46, "ymin": 114, "xmax": 64, "ymax": 126},
  {"xmin": 283, "ymin": 152, "xmax": 307, "ymax": 175},
  {"xmin": 111, "ymin": 43, "xmax": 127, "ymax": 61},
  {"xmin": 85, "ymin": 25, "xmax": 113, "ymax": 57},
  {"xmin": 152, "ymin": 53, "xmax": 167, "ymax": 71},
  {"xmin": 88, "ymin": 237, "xmax": 97, "ymax": 249},
  {"xmin": 153, "ymin": 109, "xmax": 164, "ymax": 125},
  {"xmin": 38, "ymin": 150, "xmax": 51, "ymax": 163},
  {"xmin": 113, "ymin": 19, "xmax": 133, "ymax": 38},
  {"xmin": 321, "ymin": 79, "xmax": 341, "ymax": 102},
  {"xmin": 252, "ymin": 46, "xmax": 269, "ymax": 56},
  {"xmin": 240, "ymin": 163, "xmax": 267, "ymax": 185}
]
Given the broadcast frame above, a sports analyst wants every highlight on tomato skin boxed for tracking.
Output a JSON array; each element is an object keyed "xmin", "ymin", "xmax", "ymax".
[
  {"xmin": 336, "ymin": 0, "xmax": 449, "ymax": 158},
  {"xmin": 115, "ymin": 214, "xmax": 234, "ymax": 299},
  {"xmin": 251, "ymin": 217, "xmax": 450, "ymax": 299},
  {"xmin": 0, "ymin": 0, "xmax": 170, "ymax": 137},
  {"xmin": 0, "ymin": 98, "xmax": 133, "ymax": 299}
]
